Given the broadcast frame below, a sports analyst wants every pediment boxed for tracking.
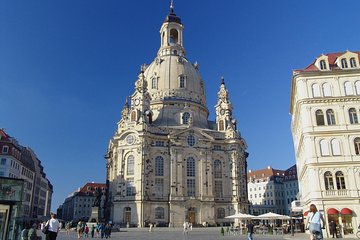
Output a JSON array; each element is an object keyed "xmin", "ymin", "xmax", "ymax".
[{"xmin": 169, "ymin": 127, "xmax": 215, "ymax": 142}]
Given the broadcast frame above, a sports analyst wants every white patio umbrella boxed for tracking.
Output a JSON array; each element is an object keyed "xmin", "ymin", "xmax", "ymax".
[
  {"xmin": 225, "ymin": 212, "xmax": 254, "ymax": 219},
  {"xmin": 252, "ymin": 212, "xmax": 288, "ymax": 220}
]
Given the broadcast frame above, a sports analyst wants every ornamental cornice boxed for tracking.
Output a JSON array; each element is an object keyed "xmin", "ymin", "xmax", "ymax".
[{"xmin": 296, "ymin": 96, "xmax": 360, "ymax": 106}]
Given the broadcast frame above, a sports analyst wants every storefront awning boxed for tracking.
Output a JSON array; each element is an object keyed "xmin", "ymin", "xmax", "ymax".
[
  {"xmin": 340, "ymin": 208, "xmax": 352, "ymax": 215},
  {"xmin": 327, "ymin": 208, "xmax": 339, "ymax": 215}
]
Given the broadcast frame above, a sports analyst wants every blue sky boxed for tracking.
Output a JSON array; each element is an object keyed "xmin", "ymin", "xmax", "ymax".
[{"xmin": 1, "ymin": 1, "xmax": 359, "ymax": 212}]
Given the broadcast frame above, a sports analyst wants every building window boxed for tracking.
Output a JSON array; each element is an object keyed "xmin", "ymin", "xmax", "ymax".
[
  {"xmin": 187, "ymin": 135, "xmax": 196, "ymax": 147},
  {"xmin": 341, "ymin": 58, "xmax": 348, "ymax": 68},
  {"xmin": 335, "ymin": 171, "xmax": 346, "ymax": 189},
  {"xmin": 187, "ymin": 157, "xmax": 195, "ymax": 177},
  {"xmin": 344, "ymin": 81, "xmax": 354, "ymax": 95},
  {"xmin": 155, "ymin": 141, "xmax": 164, "ymax": 147},
  {"xmin": 350, "ymin": 57, "xmax": 357, "ymax": 68},
  {"xmin": 152, "ymin": 77, "xmax": 157, "ymax": 89},
  {"xmin": 219, "ymin": 120, "xmax": 225, "ymax": 131},
  {"xmin": 154, "ymin": 178, "xmax": 164, "ymax": 197},
  {"xmin": 214, "ymin": 160, "xmax": 222, "ymax": 178},
  {"xmin": 127, "ymin": 155, "xmax": 135, "ymax": 175},
  {"xmin": 331, "ymin": 139, "xmax": 341, "ymax": 156},
  {"xmin": 2, "ymin": 146, "xmax": 9, "ymax": 154},
  {"xmin": 155, "ymin": 156, "xmax": 164, "ymax": 176},
  {"xmin": 349, "ymin": 108, "xmax": 358, "ymax": 124},
  {"xmin": 354, "ymin": 137, "xmax": 360, "ymax": 155},
  {"xmin": 214, "ymin": 180, "xmax": 223, "ymax": 198},
  {"xmin": 326, "ymin": 109, "xmax": 336, "ymax": 125},
  {"xmin": 155, "ymin": 207, "xmax": 165, "ymax": 219},
  {"xmin": 355, "ymin": 81, "xmax": 360, "ymax": 95},
  {"xmin": 182, "ymin": 112, "xmax": 190, "ymax": 124},
  {"xmin": 217, "ymin": 208, "xmax": 225, "ymax": 219},
  {"xmin": 320, "ymin": 60, "xmax": 327, "ymax": 70},
  {"xmin": 131, "ymin": 111, "xmax": 137, "ymax": 122},
  {"xmin": 187, "ymin": 179, "xmax": 195, "ymax": 196},
  {"xmin": 320, "ymin": 139, "xmax": 330, "ymax": 156},
  {"xmin": 322, "ymin": 83, "xmax": 332, "ymax": 97},
  {"xmin": 315, "ymin": 110, "xmax": 325, "ymax": 126},
  {"xmin": 126, "ymin": 178, "xmax": 135, "ymax": 196},
  {"xmin": 0, "ymin": 158, "xmax": 6, "ymax": 165},
  {"xmin": 312, "ymin": 84, "xmax": 321, "ymax": 97},
  {"xmin": 179, "ymin": 75, "xmax": 186, "ymax": 88}
]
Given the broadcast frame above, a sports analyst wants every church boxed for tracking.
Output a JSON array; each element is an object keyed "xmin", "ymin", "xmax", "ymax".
[{"xmin": 105, "ymin": 4, "xmax": 249, "ymax": 227}]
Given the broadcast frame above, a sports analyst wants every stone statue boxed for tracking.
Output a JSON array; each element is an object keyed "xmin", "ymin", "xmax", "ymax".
[{"xmin": 93, "ymin": 189, "xmax": 102, "ymax": 207}]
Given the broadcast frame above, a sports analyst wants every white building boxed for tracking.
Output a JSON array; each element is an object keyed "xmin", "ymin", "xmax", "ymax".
[
  {"xmin": 105, "ymin": 5, "xmax": 248, "ymax": 227},
  {"xmin": 247, "ymin": 165, "xmax": 298, "ymax": 216},
  {"xmin": 290, "ymin": 51, "xmax": 360, "ymax": 237}
]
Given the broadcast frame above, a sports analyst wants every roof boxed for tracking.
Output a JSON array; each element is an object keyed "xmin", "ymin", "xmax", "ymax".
[
  {"xmin": 294, "ymin": 51, "xmax": 360, "ymax": 73},
  {"xmin": 283, "ymin": 164, "xmax": 298, "ymax": 182},
  {"xmin": 0, "ymin": 129, "xmax": 11, "ymax": 141},
  {"xmin": 76, "ymin": 182, "xmax": 107, "ymax": 196},
  {"xmin": 248, "ymin": 166, "xmax": 284, "ymax": 181}
]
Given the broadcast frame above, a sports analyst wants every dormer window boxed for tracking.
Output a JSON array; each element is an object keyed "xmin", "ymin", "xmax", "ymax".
[
  {"xmin": 350, "ymin": 57, "xmax": 357, "ymax": 68},
  {"xmin": 182, "ymin": 112, "xmax": 190, "ymax": 124},
  {"xmin": 341, "ymin": 58, "xmax": 348, "ymax": 68},
  {"xmin": 179, "ymin": 75, "xmax": 186, "ymax": 88},
  {"xmin": 320, "ymin": 60, "xmax": 327, "ymax": 70},
  {"xmin": 2, "ymin": 146, "xmax": 9, "ymax": 154}
]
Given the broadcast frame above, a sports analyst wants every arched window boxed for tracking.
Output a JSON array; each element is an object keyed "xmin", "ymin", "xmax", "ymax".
[
  {"xmin": 182, "ymin": 112, "xmax": 190, "ymax": 124},
  {"xmin": 320, "ymin": 60, "xmax": 327, "ymax": 70},
  {"xmin": 131, "ymin": 111, "xmax": 137, "ymax": 122},
  {"xmin": 335, "ymin": 171, "xmax": 346, "ymax": 189},
  {"xmin": 217, "ymin": 208, "xmax": 225, "ymax": 219},
  {"xmin": 127, "ymin": 155, "xmax": 135, "ymax": 175},
  {"xmin": 350, "ymin": 57, "xmax": 357, "ymax": 68},
  {"xmin": 322, "ymin": 83, "xmax": 332, "ymax": 96},
  {"xmin": 354, "ymin": 137, "xmax": 360, "ymax": 155},
  {"xmin": 320, "ymin": 139, "xmax": 330, "ymax": 156},
  {"xmin": 312, "ymin": 84, "xmax": 321, "ymax": 97},
  {"xmin": 169, "ymin": 29, "xmax": 178, "ymax": 44},
  {"xmin": 324, "ymin": 171, "xmax": 334, "ymax": 190},
  {"xmin": 344, "ymin": 81, "xmax": 353, "ymax": 95},
  {"xmin": 155, "ymin": 207, "xmax": 165, "ymax": 219},
  {"xmin": 187, "ymin": 157, "xmax": 195, "ymax": 177},
  {"xmin": 179, "ymin": 75, "xmax": 186, "ymax": 88},
  {"xmin": 315, "ymin": 110, "xmax": 325, "ymax": 126},
  {"xmin": 152, "ymin": 77, "xmax": 157, "ymax": 89},
  {"xmin": 214, "ymin": 180, "xmax": 223, "ymax": 198},
  {"xmin": 326, "ymin": 109, "xmax": 336, "ymax": 125},
  {"xmin": 355, "ymin": 81, "xmax": 360, "ymax": 95},
  {"xmin": 331, "ymin": 139, "xmax": 341, "ymax": 155},
  {"xmin": 214, "ymin": 160, "xmax": 222, "ymax": 178},
  {"xmin": 219, "ymin": 120, "xmax": 225, "ymax": 131},
  {"xmin": 349, "ymin": 108, "xmax": 358, "ymax": 124},
  {"xmin": 155, "ymin": 156, "xmax": 164, "ymax": 176},
  {"xmin": 341, "ymin": 58, "xmax": 348, "ymax": 68}
]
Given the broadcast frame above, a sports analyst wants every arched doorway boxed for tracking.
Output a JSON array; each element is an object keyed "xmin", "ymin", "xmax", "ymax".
[
  {"xmin": 123, "ymin": 207, "xmax": 131, "ymax": 224},
  {"xmin": 187, "ymin": 207, "xmax": 196, "ymax": 225}
]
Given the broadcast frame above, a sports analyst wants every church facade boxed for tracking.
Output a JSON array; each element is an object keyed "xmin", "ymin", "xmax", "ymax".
[{"xmin": 105, "ymin": 6, "xmax": 248, "ymax": 227}]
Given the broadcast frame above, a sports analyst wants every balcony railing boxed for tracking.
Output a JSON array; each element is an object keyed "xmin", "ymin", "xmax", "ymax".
[{"xmin": 324, "ymin": 189, "xmax": 348, "ymax": 196}]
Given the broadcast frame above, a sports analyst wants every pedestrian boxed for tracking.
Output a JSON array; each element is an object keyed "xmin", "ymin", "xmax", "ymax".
[
  {"xmin": 149, "ymin": 223, "xmax": 153, "ymax": 232},
  {"xmin": 77, "ymin": 221, "xmax": 84, "ymax": 239},
  {"xmin": 305, "ymin": 204, "xmax": 325, "ymax": 240},
  {"xmin": 330, "ymin": 221, "xmax": 337, "ymax": 238},
  {"xmin": 84, "ymin": 224, "xmax": 89, "ymax": 238},
  {"xmin": 46, "ymin": 213, "xmax": 61, "ymax": 240},
  {"xmin": 91, "ymin": 224, "xmax": 95, "ymax": 238},
  {"xmin": 100, "ymin": 223, "xmax": 106, "ymax": 239},
  {"xmin": 28, "ymin": 223, "xmax": 38, "ymax": 240},
  {"xmin": 96, "ymin": 223, "xmax": 101, "ymax": 238},
  {"xmin": 65, "ymin": 222, "xmax": 71, "ymax": 235},
  {"xmin": 183, "ymin": 221, "xmax": 188, "ymax": 235},
  {"xmin": 21, "ymin": 223, "xmax": 30, "ymax": 240},
  {"xmin": 246, "ymin": 221, "xmax": 254, "ymax": 240}
]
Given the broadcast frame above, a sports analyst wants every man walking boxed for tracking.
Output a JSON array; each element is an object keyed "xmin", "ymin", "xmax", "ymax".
[{"xmin": 247, "ymin": 221, "xmax": 254, "ymax": 240}]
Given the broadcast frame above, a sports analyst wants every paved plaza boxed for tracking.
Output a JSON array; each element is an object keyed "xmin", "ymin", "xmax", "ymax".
[{"xmin": 38, "ymin": 227, "xmax": 358, "ymax": 240}]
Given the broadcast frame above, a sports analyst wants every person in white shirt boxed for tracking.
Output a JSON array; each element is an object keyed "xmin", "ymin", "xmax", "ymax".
[
  {"xmin": 46, "ymin": 213, "xmax": 60, "ymax": 240},
  {"xmin": 305, "ymin": 204, "xmax": 326, "ymax": 240}
]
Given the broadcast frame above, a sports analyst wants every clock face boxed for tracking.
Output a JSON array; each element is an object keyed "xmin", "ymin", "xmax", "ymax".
[
  {"xmin": 134, "ymin": 98, "xmax": 140, "ymax": 106},
  {"xmin": 220, "ymin": 109, "xmax": 225, "ymax": 115},
  {"xmin": 126, "ymin": 135, "xmax": 135, "ymax": 145}
]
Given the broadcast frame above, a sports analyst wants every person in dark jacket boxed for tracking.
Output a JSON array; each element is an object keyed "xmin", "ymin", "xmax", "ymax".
[{"xmin": 330, "ymin": 221, "xmax": 337, "ymax": 238}]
